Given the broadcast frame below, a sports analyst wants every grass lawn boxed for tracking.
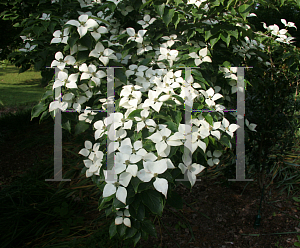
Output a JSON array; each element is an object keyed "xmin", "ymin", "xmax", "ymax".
[{"xmin": 0, "ymin": 63, "xmax": 45, "ymax": 108}]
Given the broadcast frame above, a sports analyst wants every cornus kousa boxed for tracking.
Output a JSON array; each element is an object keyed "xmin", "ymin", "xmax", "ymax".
[{"xmin": 28, "ymin": 0, "xmax": 298, "ymax": 245}]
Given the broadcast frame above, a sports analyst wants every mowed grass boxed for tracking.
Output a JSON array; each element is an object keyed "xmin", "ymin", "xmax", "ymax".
[{"xmin": 0, "ymin": 63, "xmax": 45, "ymax": 108}]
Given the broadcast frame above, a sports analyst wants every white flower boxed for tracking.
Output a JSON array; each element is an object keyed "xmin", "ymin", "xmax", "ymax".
[
  {"xmin": 146, "ymin": 127, "xmax": 183, "ymax": 155},
  {"xmin": 120, "ymin": 6, "xmax": 134, "ymax": 16},
  {"xmin": 52, "ymin": 70, "xmax": 78, "ymax": 89},
  {"xmin": 49, "ymin": 100, "xmax": 68, "ymax": 112},
  {"xmin": 126, "ymin": 28, "xmax": 147, "ymax": 43},
  {"xmin": 103, "ymin": 170, "xmax": 131, "ymax": 205},
  {"xmin": 107, "ymin": 0, "xmax": 122, "ymax": 5},
  {"xmin": 119, "ymin": 85, "xmax": 143, "ymax": 109},
  {"xmin": 90, "ymin": 25, "xmax": 108, "ymax": 41},
  {"xmin": 118, "ymin": 139, "xmax": 147, "ymax": 165},
  {"xmin": 220, "ymin": 118, "xmax": 239, "ymax": 138},
  {"xmin": 142, "ymin": 90, "xmax": 168, "ymax": 113},
  {"xmin": 114, "ymin": 149, "xmax": 140, "ymax": 175},
  {"xmin": 51, "ymin": 52, "xmax": 76, "ymax": 70},
  {"xmin": 125, "ymin": 64, "xmax": 149, "ymax": 78},
  {"xmin": 40, "ymin": 13, "xmax": 50, "ymax": 21},
  {"xmin": 276, "ymin": 35, "xmax": 295, "ymax": 44},
  {"xmin": 158, "ymin": 47, "xmax": 179, "ymax": 67},
  {"xmin": 134, "ymin": 109, "xmax": 156, "ymax": 132},
  {"xmin": 79, "ymin": 140, "xmax": 100, "ymax": 159},
  {"xmin": 206, "ymin": 150, "xmax": 222, "ymax": 166},
  {"xmin": 199, "ymin": 120, "xmax": 222, "ymax": 140},
  {"xmin": 178, "ymin": 153, "xmax": 205, "ymax": 186},
  {"xmin": 137, "ymin": 43, "xmax": 153, "ymax": 55},
  {"xmin": 107, "ymin": 126, "xmax": 128, "ymax": 153},
  {"xmin": 79, "ymin": 63, "xmax": 106, "ymax": 86},
  {"xmin": 89, "ymin": 42, "xmax": 117, "ymax": 66},
  {"xmin": 200, "ymin": 87, "xmax": 223, "ymax": 107},
  {"xmin": 189, "ymin": 47, "xmax": 212, "ymax": 66},
  {"xmin": 78, "ymin": 107, "xmax": 97, "ymax": 123},
  {"xmin": 187, "ymin": 0, "xmax": 206, "ymax": 8},
  {"xmin": 281, "ymin": 19, "xmax": 297, "ymax": 29},
  {"xmin": 137, "ymin": 161, "xmax": 168, "ymax": 198},
  {"xmin": 94, "ymin": 119, "xmax": 108, "ymax": 140},
  {"xmin": 115, "ymin": 209, "xmax": 131, "ymax": 227},
  {"xmin": 137, "ymin": 14, "xmax": 156, "ymax": 29},
  {"xmin": 65, "ymin": 14, "xmax": 98, "ymax": 38},
  {"xmin": 51, "ymin": 28, "xmax": 69, "ymax": 44},
  {"xmin": 245, "ymin": 119, "xmax": 257, "ymax": 132},
  {"xmin": 19, "ymin": 42, "xmax": 36, "ymax": 52},
  {"xmin": 161, "ymin": 34, "xmax": 179, "ymax": 47}
]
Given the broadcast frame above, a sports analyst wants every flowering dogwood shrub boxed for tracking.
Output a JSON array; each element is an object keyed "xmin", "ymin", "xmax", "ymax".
[{"xmin": 9, "ymin": 0, "xmax": 298, "ymax": 245}]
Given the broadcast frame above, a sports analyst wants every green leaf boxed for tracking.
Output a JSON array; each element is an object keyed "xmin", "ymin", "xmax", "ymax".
[
  {"xmin": 131, "ymin": 177, "xmax": 142, "ymax": 193},
  {"xmin": 175, "ymin": 111, "xmax": 182, "ymax": 124},
  {"xmin": 129, "ymin": 202, "xmax": 145, "ymax": 221},
  {"xmin": 205, "ymin": 30, "xmax": 212, "ymax": 41},
  {"xmin": 109, "ymin": 221, "xmax": 117, "ymax": 239},
  {"xmin": 154, "ymin": 3, "xmax": 165, "ymax": 17},
  {"xmin": 128, "ymin": 109, "xmax": 143, "ymax": 119},
  {"xmin": 220, "ymin": 135, "xmax": 231, "ymax": 148},
  {"xmin": 166, "ymin": 191, "xmax": 183, "ymax": 209},
  {"xmin": 125, "ymin": 226, "xmax": 137, "ymax": 239},
  {"xmin": 164, "ymin": 121, "xmax": 178, "ymax": 133},
  {"xmin": 238, "ymin": 4, "xmax": 252, "ymax": 20},
  {"xmin": 115, "ymin": 68, "xmax": 127, "ymax": 84},
  {"xmin": 172, "ymin": 94, "xmax": 184, "ymax": 104},
  {"xmin": 62, "ymin": 120, "xmax": 71, "ymax": 133},
  {"xmin": 227, "ymin": 29, "xmax": 238, "ymax": 40},
  {"xmin": 39, "ymin": 110, "xmax": 50, "ymax": 124},
  {"xmin": 139, "ymin": 0, "xmax": 153, "ymax": 11},
  {"xmin": 210, "ymin": 34, "xmax": 221, "ymax": 49},
  {"xmin": 132, "ymin": 231, "xmax": 141, "ymax": 247},
  {"xmin": 141, "ymin": 189, "xmax": 164, "ymax": 216},
  {"xmin": 31, "ymin": 102, "xmax": 47, "ymax": 120},
  {"xmin": 221, "ymin": 32, "xmax": 230, "ymax": 47},
  {"xmin": 99, "ymin": 194, "xmax": 115, "ymax": 210},
  {"xmin": 76, "ymin": 50, "xmax": 90, "ymax": 63},
  {"xmin": 141, "ymin": 219, "xmax": 157, "ymax": 237},
  {"xmin": 138, "ymin": 58, "xmax": 152, "ymax": 66},
  {"xmin": 153, "ymin": 114, "xmax": 172, "ymax": 121},
  {"xmin": 173, "ymin": 12, "xmax": 180, "ymax": 30},
  {"xmin": 79, "ymin": 34, "xmax": 93, "ymax": 50},
  {"xmin": 118, "ymin": 224, "xmax": 127, "ymax": 237},
  {"xmin": 33, "ymin": 26, "xmax": 44, "ymax": 37},
  {"xmin": 293, "ymin": 197, "xmax": 300, "ymax": 202},
  {"xmin": 163, "ymin": 8, "xmax": 175, "ymax": 27},
  {"xmin": 75, "ymin": 121, "xmax": 89, "ymax": 135},
  {"xmin": 204, "ymin": 113, "xmax": 213, "ymax": 126},
  {"xmin": 113, "ymin": 197, "xmax": 126, "ymax": 209},
  {"xmin": 174, "ymin": 0, "xmax": 183, "ymax": 4}
]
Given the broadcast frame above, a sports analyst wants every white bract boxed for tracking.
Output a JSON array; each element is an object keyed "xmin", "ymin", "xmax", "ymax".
[
  {"xmin": 51, "ymin": 52, "xmax": 76, "ymax": 70},
  {"xmin": 51, "ymin": 28, "xmax": 69, "ymax": 44},
  {"xmin": 189, "ymin": 47, "xmax": 212, "ymax": 66},
  {"xmin": 89, "ymin": 42, "xmax": 117, "ymax": 66},
  {"xmin": 200, "ymin": 87, "xmax": 223, "ymax": 107},
  {"xmin": 137, "ymin": 160, "xmax": 168, "ymax": 198},
  {"xmin": 126, "ymin": 28, "xmax": 147, "ymax": 43},
  {"xmin": 137, "ymin": 14, "xmax": 156, "ymax": 29},
  {"xmin": 178, "ymin": 153, "xmax": 205, "ymax": 186},
  {"xmin": 65, "ymin": 14, "xmax": 98, "ymax": 38},
  {"xmin": 206, "ymin": 150, "xmax": 222, "ymax": 166},
  {"xmin": 115, "ymin": 208, "xmax": 131, "ymax": 227},
  {"xmin": 19, "ymin": 42, "xmax": 36, "ymax": 52},
  {"xmin": 220, "ymin": 118, "xmax": 240, "ymax": 138}
]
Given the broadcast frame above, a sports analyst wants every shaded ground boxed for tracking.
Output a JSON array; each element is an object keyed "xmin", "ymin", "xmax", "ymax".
[
  {"xmin": 138, "ymin": 177, "xmax": 300, "ymax": 248},
  {"xmin": 1, "ymin": 109, "xmax": 299, "ymax": 248}
]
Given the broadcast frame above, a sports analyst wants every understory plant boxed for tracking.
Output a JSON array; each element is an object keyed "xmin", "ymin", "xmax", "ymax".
[{"xmin": 3, "ymin": 0, "xmax": 300, "ymax": 245}]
